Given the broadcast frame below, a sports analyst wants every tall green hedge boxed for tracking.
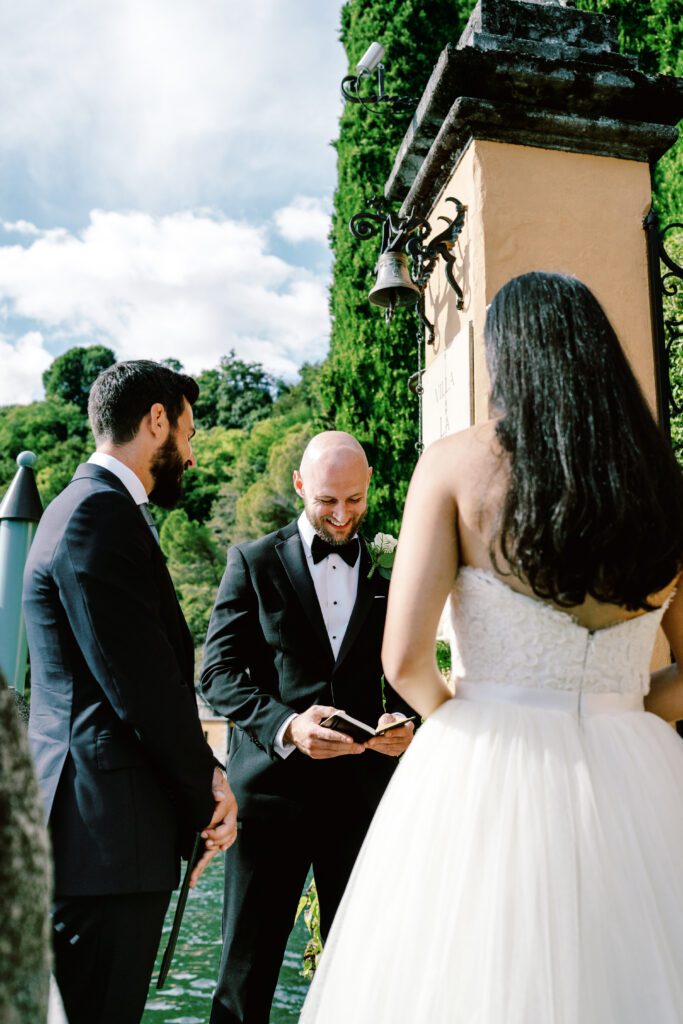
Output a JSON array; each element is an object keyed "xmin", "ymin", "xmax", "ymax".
[
  {"xmin": 321, "ymin": 0, "xmax": 474, "ymax": 537},
  {"xmin": 325, "ymin": 0, "xmax": 682, "ymax": 536}
]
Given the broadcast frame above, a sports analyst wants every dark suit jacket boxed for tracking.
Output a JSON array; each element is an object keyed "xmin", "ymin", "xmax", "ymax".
[
  {"xmin": 24, "ymin": 463, "xmax": 216, "ymax": 896},
  {"xmin": 200, "ymin": 519, "xmax": 416, "ymax": 821}
]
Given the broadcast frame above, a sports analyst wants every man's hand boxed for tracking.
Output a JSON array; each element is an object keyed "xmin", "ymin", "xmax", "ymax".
[
  {"xmin": 190, "ymin": 767, "xmax": 238, "ymax": 888},
  {"xmin": 285, "ymin": 705, "xmax": 366, "ymax": 760},
  {"xmin": 364, "ymin": 713, "xmax": 415, "ymax": 757}
]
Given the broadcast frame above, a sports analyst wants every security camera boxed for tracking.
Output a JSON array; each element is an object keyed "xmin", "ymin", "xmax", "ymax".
[{"xmin": 356, "ymin": 42, "xmax": 385, "ymax": 77}]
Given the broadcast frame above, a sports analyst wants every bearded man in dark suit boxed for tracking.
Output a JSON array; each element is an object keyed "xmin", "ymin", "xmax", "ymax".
[
  {"xmin": 201, "ymin": 430, "xmax": 417, "ymax": 1024},
  {"xmin": 24, "ymin": 360, "xmax": 238, "ymax": 1024}
]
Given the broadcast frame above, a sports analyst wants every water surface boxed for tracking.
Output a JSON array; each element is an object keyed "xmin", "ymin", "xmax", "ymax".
[{"xmin": 143, "ymin": 857, "xmax": 309, "ymax": 1023}]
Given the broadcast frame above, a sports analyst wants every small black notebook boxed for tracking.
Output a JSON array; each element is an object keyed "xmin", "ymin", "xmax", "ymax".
[{"xmin": 321, "ymin": 711, "xmax": 416, "ymax": 744}]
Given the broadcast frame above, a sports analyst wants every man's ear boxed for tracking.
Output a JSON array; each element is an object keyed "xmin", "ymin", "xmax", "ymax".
[
  {"xmin": 293, "ymin": 469, "xmax": 305, "ymax": 499},
  {"xmin": 147, "ymin": 402, "xmax": 168, "ymax": 439}
]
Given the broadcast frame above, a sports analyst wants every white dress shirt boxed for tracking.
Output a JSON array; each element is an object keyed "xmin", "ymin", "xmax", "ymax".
[
  {"xmin": 88, "ymin": 451, "xmax": 148, "ymax": 506},
  {"xmin": 273, "ymin": 511, "xmax": 361, "ymax": 758}
]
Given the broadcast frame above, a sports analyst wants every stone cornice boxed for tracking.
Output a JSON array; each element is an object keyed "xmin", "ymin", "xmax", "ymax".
[{"xmin": 385, "ymin": 0, "xmax": 683, "ymax": 214}]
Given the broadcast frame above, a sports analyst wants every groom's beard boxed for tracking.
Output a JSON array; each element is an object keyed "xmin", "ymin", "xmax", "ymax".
[
  {"xmin": 305, "ymin": 504, "xmax": 367, "ymax": 546},
  {"xmin": 149, "ymin": 432, "xmax": 187, "ymax": 509}
]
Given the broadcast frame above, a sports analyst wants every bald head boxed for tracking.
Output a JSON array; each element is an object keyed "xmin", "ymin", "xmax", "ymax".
[
  {"xmin": 300, "ymin": 431, "xmax": 368, "ymax": 478},
  {"xmin": 294, "ymin": 431, "xmax": 372, "ymax": 545}
]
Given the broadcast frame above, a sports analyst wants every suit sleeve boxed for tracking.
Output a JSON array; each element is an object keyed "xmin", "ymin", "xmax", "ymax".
[
  {"xmin": 200, "ymin": 545, "xmax": 297, "ymax": 760},
  {"xmin": 55, "ymin": 490, "xmax": 216, "ymax": 831}
]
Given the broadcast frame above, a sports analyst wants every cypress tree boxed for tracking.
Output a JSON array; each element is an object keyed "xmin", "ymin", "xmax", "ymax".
[{"xmin": 322, "ymin": 0, "xmax": 472, "ymax": 536}]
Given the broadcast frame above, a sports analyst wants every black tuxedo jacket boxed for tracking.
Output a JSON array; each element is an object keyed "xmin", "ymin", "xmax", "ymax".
[
  {"xmin": 200, "ymin": 518, "xmax": 416, "ymax": 821},
  {"xmin": 24, "ymin": 463, "xmax": 216, "ymax": 896}
]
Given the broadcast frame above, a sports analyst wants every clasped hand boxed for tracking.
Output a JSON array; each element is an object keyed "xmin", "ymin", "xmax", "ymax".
[
  {"xmin": 190, "ymin": 766, "xmax": 238, "ymax": 887},
  {"xmin": 285, "ymin": 705, "xmax": 414, "ymax": 760}
]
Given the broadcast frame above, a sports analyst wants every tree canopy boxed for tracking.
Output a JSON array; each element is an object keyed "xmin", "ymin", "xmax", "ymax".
[
  {"xmin": 42, "ymin": 345, "xmax": 116, "ymax": 414},
  {"xmin": 193, "ymin": 351, "xmax": 285, "ymax": 431}
]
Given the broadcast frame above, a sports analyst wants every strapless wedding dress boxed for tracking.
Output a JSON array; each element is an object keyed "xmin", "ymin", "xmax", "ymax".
[{"xmin": 300, "ymin": 567, "xmax": 683, "ymax": 1023}]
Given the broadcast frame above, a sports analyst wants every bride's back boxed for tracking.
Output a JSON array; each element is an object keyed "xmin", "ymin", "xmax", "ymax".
[
  {"xmin": 450, "ymin": 419, "xmax": 676, "ymax": 632},
  {"xmin": 443, "ymin": 273, "xmax": 683, "ymax": 632}
]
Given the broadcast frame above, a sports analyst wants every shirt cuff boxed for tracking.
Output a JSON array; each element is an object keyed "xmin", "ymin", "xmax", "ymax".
[{"xmin": 273, "ymin": 713, "xmax": 298, "ymax": 759}]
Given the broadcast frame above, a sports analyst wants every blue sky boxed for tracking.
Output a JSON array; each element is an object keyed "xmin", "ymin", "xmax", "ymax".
[{"xmin": 0, "ymin": 0, "xmax": 346, "ymax": 403}]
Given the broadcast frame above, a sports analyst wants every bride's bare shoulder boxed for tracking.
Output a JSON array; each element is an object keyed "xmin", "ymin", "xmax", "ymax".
[{"xmin": 422, "ymin": 420, "xmax": 502, "ymax": 474}]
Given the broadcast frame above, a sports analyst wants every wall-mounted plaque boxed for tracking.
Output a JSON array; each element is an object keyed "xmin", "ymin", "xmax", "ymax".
[{"xmin": 422, "ymin": 322, "xmax": 473, "ymax": 447}]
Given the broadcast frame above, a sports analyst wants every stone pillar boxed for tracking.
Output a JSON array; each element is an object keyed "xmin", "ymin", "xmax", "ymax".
[
  {"xmin": 384, "ymin": 0, "xmax": 683, "ymax": 441},
  {"xmin": 384, "ymin": 0, "xmax": 682, "ymax": 668}
]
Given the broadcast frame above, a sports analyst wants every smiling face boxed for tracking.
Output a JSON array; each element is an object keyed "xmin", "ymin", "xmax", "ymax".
[{"xmin": 294, "ymin": 434, "xmax": 372, "ymax": 545}]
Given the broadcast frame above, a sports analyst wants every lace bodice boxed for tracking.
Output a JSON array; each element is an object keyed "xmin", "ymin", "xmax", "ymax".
[{"xmin": 449, "ymin": 567, "xmax": 671, "ymax": 697}]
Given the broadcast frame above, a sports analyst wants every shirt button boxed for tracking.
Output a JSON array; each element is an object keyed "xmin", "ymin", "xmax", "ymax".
[
  {"xmin": 332, "ymin": 635, "xmax": 337, "ymax": 639},
  {"xmin": 333, "ymin": 601, "xmax": 338, "ymax": 605}
]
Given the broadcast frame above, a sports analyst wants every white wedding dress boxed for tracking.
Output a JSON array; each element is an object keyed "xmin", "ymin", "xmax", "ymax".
[{"xmin": 300, "ymin": 566, "xmax": 683, "ymax": 1023}]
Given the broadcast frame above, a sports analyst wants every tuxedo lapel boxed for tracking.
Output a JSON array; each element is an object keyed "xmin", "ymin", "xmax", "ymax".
[
  {"xmin": 334, "ymin": 541, "xmax": 381, "ymax": 674},
  {"xmin": 275, "ymin": 526, "xmax": 335, "ymax": 664}
]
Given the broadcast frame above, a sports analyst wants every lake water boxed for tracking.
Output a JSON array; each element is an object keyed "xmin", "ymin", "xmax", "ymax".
[{"xmin": 142, "ymin": 857, "xmax": 310, "ymax": 1024}]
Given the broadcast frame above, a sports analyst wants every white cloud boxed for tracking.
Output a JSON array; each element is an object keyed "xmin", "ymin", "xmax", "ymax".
[
  {"xmin": 0, "ymin": 1, "xmax": 345, "ymax": 219},
  {"xmin": 0, "ymin": 210, "xmax": 330, "ymax": 390},
  {"xmin": 0, "ymin": 331, "xmax": 52, "ymax": 405},
  {"xmin": 274, "ymin": 196, "xmax": 331, "ymax": 245}
]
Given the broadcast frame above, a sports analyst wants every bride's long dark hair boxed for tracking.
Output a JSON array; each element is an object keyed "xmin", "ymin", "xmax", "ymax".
[{"xmin": 485, "ymin": 271, "xmax": 683, "ymax": 609}]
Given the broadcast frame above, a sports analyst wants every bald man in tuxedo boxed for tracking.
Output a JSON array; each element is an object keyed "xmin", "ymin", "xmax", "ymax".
[{"xmin": 201, "ymin": 431, "xmax": 417, "ymax": 1024}]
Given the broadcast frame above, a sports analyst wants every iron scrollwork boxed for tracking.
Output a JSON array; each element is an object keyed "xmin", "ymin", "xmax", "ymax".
[
  {"xmin": 645, "ymin": 211, "xmax": 683, "ymax": 436},
  {"xmin": 349, "ymin": 196, "xmax": 467, "ymax": 344}
]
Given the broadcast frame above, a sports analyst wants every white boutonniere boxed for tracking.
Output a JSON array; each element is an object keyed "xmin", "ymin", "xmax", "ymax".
[{"xmin": 367, "ymin": 532, "xmax": 398, "ymax": 579}]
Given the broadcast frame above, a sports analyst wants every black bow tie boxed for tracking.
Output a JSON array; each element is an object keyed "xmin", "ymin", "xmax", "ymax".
[{"xmin": 311, "ymin": 534, "xmax": 360, "ymax": 568}]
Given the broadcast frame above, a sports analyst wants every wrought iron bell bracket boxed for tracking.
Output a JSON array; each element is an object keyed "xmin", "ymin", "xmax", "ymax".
[{"xmin": 349, "ymin": 196, "xmax": 467, "ymax": 344}]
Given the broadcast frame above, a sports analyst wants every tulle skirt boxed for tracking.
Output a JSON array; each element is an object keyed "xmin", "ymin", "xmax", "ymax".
[{"xmin": 300, "ymin": 695, "xmax": 683, "ymax": 1023}]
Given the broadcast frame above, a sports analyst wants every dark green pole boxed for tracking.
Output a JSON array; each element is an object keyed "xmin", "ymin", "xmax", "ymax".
[{"xmin": 0, "ymin": 452, "xmax": 43, "ymax": 693}]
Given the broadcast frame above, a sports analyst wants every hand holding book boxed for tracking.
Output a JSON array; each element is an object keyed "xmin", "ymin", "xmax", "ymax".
[{"xmin": 321, "ymin": 710, "xmax": 416, "ymax": 748}]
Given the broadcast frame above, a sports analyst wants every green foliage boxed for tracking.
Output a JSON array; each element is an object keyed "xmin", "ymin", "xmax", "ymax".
[
  {"xmin": 0, "ymin": 398, "xmax": 91, "ymax": 505},
  {"xmin": 436, "ymin": 639, "xmax": 452, "ymax": 678},
  {"xmin": 207, "ymin": 368, "xmax": 323, "ymax": 551},
  {"xmin": 160, "ymin": 508, "xmax": 223, "ymax": 644},
  {"xmin": 42, "ymin": 345, "xmax": 116, "ymax": 414},
  {"xmin": 194, "ymin": 351, "xmax": 285, "ymax": 431},
  {"xmin": 323, "ymin": 0, "xmax": 475, "ymax": 536},
  {"xmin": 180, "ymin": 426, "xmax": 243, "ymax": 523},
  {"xmin": 295, "ymin": 878, "xmax": 323, "ymax": 979},
  {"xmin": 233, "ymin": 423, "xmax": 313, "ymax": 541}
]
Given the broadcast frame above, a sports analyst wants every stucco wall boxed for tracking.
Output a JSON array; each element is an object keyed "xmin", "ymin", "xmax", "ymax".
[{"xmin": 424, "ymin": 138, "xmax": 655, "ymax": 426}]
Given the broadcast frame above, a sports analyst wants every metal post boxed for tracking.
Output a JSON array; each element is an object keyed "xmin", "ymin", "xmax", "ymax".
[{"xmin": 0, "ymin": 452, "xmax": 43, "ymax": 692}]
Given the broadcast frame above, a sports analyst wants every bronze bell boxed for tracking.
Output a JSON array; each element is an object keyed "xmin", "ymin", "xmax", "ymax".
[{"xmin": 368, "ymin": 252, "xmax": 421, "ymax": 321}]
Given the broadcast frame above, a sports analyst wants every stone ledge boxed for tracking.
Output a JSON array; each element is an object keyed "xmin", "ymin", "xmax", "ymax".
[
  {"xmin": 384, "ymin": 0, "xmax": 683, "ymax": 210},
  {"xmin": 459, "ymin": 0, "xmax": 619, "ymax": 55},
  {"xmin": 399, "ymin": 96, "xmax": 678, "ymax": 217}
]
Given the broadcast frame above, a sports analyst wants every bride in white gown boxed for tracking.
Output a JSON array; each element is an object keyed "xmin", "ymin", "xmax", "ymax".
[{"xmin": 300, "ymin": 271, "xmax": 683, "ymax": 1023}]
